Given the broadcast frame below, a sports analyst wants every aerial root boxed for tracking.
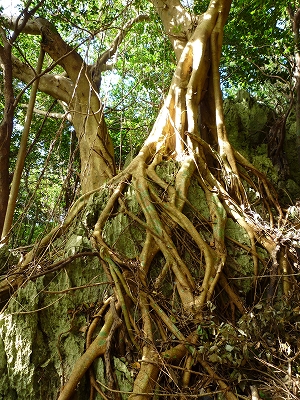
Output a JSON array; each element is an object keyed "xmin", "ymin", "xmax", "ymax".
[
  {"xmin": 57, "ymin": 303, "xmax": 118, "ymax": 400},
  {"xmin": 104, "ymin": 300, "xmax": 123, "ymax": 396},
  {"xmin": 82, "ymin": 154, "xmax": 242, "ymax": 399},
  {"xmin": 3, "ymin": 133, "xmax": 293, "ymax": 400},
  {"xmin": 100, "ymin": 247, "xmax": 139, "ymax": 349}
]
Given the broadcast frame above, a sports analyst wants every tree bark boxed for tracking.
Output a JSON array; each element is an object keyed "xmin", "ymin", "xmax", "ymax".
[
  {"xmin": 288, "ymin": 6, "xmax": 300, "ymax": 165},
  {"xmin": 0, "ymin": 43, "xmax": 14, "ymax": 236},
  {"xmin": 34, "ymin": 17, "xmax": 116, "ymax": 192},
  {"xmin": 2, "ymin": 16, "xmax": 116, "ymax": 194}
]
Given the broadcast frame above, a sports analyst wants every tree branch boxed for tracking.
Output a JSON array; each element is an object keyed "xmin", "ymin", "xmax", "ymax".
[
  {"xmin": 4, "ymin": 16, "xmax": 41, "ymax": 35},
  {"xmin": 34, "ymin": 17, "xmax": 87, "ymax": 85},
  {"xmin": 9, "ymin": 52, "xmax": 73, "ymax": 103},
  {"xmin": 0, "ymin": 0, "xmax": 44, "ymax": 42},
  {"xmin": 91, "ymin": 14, "xmax": 149, "ymax": 89},
  {"xmin": 149, "ymin": 0, "xmax": 196, "ymax": 61},
  {"xmin": 19, "ymin": 103, "xmax": 71, "ymax": 120},
  {"xmin": 2, "ymin": 15, "xmax": 90, "ymax": 89}
]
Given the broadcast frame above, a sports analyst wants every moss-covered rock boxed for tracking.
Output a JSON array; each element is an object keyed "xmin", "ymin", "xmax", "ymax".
[
  {"xmin": 103, "ymin": 212, "xmax": 145, "ymax": 258},
  {"xmin": 0, "ymin": 251, "xmax": 109, "ymax": 399},
  {"xmin": 224, "ymin": 90, "xmax": 271, "ymax": 159},
  {"xmin": 225, "ymin": 90, "xmax": 300, "ymax": 201},
  {"xmin": 0, "ymin": 281, "xmax": 39, "ymax": 399}
]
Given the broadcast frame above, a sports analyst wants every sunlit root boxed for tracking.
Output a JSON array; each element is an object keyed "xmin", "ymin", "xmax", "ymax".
[
  {"xmin": 129, "ymin": 292, "xmax": 159, "ymax": 400},
  {"xmin": 58, "ymin": 304, "xmax": 118, "ymax": 400}
]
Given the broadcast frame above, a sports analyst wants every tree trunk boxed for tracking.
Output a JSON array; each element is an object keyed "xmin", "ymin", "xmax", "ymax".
[
  {"xmin": 0, "ymin": 1, "xmax": 299, "ymax": 400},
  {"xmin": 0, "ymin": 43, "xmax": 14, "ymax": 236},
  {"xmin": 34, "ymin": 17, "xmax": 116, "ymax": 193},
  {"xmin": 70, "ymin": 93, "xmax": 115, "ymax": 192}
]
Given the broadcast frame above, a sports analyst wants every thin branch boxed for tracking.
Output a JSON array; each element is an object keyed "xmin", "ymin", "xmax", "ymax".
[
  {"xmin": 9, "ymin": 0, "xmax": 45, "ymax": 42},
  {"xmin": 92, "ymin": 14, "xmax": 149, "ymax": 88},
  {"xmin": 247, "ymin": 58, "xmax": 290, "ymax": 85},
  {"xmin": 19, "ymin": 103, "xmax": 71, "ymax": 120}
]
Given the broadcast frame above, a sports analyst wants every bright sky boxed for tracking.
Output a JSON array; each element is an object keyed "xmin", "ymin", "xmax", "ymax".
[
  {"xmin": 1, "ymin": 0, "xmax": 195, "ymax": 16},
  {"xmin": 0, "ymin": 0, "xmax": 196, "ymax": 14},
  {"xmin": 0, "ymin": 0, "xmax": 20, "ymax": 15}
]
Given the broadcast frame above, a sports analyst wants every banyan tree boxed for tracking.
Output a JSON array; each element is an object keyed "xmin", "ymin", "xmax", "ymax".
[{"xmin": 0, "ymin": 1, "xmax": 299, "ymax": 399}]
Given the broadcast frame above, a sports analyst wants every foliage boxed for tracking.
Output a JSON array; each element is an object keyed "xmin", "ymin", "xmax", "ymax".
[
  {"xmin": 222, "ymin": 0, "xmax": 294, "ymax": 111},
  {"xmin": 1, "ymin": 0, "xmax": 174, "ymax": 241},
  {"xmin": 4, "ymin": 0, "xmax": 297, "ymax": 239},
  {"xmin": 195, "ymin": 298, "xmax": 300, "ymax": 399},
  {"xmin": 103, "ymin": 10, "xmax": 175, "ymax": 166}
]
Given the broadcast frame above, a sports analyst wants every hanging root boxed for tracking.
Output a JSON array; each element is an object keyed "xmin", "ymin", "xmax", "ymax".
[
  {"xmin": 2, "ymin": 124, "xmax": 297, "ymax": 400},
  {"xmin": 57, "ymin": 303, "xmax": 118, "ymax": 400},
  {"xmin": 54, "ymin": 141, "xmax": 261, "ymax": 399},
  {"xmin": 64, "ymin": 128, "xmax": 300, "ymax": 399}
]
